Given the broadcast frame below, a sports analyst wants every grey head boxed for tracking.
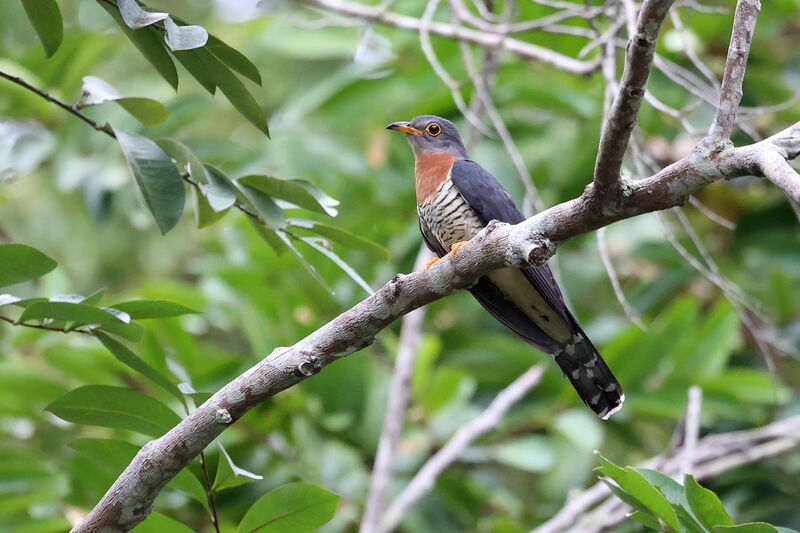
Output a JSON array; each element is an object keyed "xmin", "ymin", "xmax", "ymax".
[{"xmin": 386, "ymin": 115, "xmax": 468, "ymax": 159}]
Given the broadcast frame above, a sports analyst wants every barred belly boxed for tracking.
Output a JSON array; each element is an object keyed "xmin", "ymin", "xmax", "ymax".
[{"xmin": 417, "ymin": 177, "xmax": 484, "ymax": 250}]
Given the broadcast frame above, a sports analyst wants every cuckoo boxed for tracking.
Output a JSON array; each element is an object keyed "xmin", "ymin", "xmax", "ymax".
[{"xmin": 387, "ymin": 115, "xmax": 624, "ymax": 419}]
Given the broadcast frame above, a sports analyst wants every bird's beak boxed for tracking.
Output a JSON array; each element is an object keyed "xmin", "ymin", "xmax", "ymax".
[{"xmin": 386, "ymin": 121, "xmax": 423, "ymax": 136}]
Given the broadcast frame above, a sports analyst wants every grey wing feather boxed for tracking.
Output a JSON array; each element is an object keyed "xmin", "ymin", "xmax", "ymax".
[{"xmin": 449, "ymin": 160, "xmax": 570, "ymax": 322}]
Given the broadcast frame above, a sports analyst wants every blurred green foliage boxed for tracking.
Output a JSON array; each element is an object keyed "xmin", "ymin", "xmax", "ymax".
[{"xmin": 1, "ymin": 0, "xmax": 799, "ymax": 532}]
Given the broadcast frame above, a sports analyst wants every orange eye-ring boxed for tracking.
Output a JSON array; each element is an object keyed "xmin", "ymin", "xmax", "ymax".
[{"xmin": 426, "ymin": 123, "xmax": 441, "ymax": 136}]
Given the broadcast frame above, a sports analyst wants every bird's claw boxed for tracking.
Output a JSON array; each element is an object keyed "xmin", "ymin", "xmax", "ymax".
[
  {"xmin": 449, "ymin": 241, "xmax": 467, "ymax": 256},
  {"xmin": 424, "ymin": 257, "xmax": 440, "ymax": 271}
]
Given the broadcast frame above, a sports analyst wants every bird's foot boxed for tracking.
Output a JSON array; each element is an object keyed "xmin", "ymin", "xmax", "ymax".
[
  {"xmin": 424, "ymin": 257, "xmax": 440, "ymax": 271},
  {"xmin": 449, "ymin": 241, "xmax": 467, "ymax": 256}
]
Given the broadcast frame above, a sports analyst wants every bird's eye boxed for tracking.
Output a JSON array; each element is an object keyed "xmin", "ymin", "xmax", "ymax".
[{"xmin": 426, "ymin": 123, "xmax": 441, "ymax": 136}]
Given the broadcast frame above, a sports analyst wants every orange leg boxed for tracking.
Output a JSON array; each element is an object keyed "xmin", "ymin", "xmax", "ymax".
[
  {"xmin": 449, "ymin": 241, "xmax": 468, "ymax": 256},
  {"xmin": 424, "ymin": 257, "xmax": 440, "ymax": 270}
]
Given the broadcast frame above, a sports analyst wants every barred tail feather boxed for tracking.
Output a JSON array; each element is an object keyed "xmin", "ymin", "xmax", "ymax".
[{"xmin": 553, "ymin": 331, "xmax": 624, "ymax": 419}]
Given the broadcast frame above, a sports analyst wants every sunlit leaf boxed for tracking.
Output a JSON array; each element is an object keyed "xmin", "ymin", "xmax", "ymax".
[
  {"xmin": 0, "ymin": 244, "xmax": 57, "ymax": 288},
  {"xmin": 19, "ymin": 301, "xmax": 144, "ymax": 341},
  {"xmin": 596, "ymin": 454, "xmax": 680, "ymax": 532},
  {"xmin": 98, "ymin": 1, "xmax": 178, "ymax": 90},
  {"xmin": 113, "ymin": 128, "xmax": 185, "ymax": 234},
  {"xmin": 47, "ymin": 385, "xmax": 181, "ymax": 437},
  {"xmin": 118, "ymin": 0, "xmax": 168, "ymax": 29},
  {"xmin": 685, "ymin": 475, "xmax": 734, "ymax": 529},
  {"xmin": 236, "ymin": 483, "xmax": 339, "ymax": 533},
  {"xmin": 20, "ymin": 0, "xmax": 63, "ymax": 58},
  {"xmin": 109, "ymin": 300, "xmax": 199, "ymax": 319},
  {"xmin": 714, "ymin": 524, "xmax": 783, "ymax": 533},
  {"xmin": 164, "ymin": 17, "xmax": 208, "ymax": 51},
  {"xmin": 95, "ymin": 331, "xmax": 184, "ymax": 405}
]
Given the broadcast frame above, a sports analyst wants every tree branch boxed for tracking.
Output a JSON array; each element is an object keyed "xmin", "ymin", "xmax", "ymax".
[
  {"xmin": 71, "ymin": 113, "xmax": 800, "ymax": 531},
  {"xmin": 592, "ymin": 0, "xmax": 674, "ymax": 195},
  {"xmin": 708, "ymin": 0, "xmax": 761, "ymax": 140},
  {"xmin": 298, "ymin": 0, "xmax": 601, "ymax": 74}
]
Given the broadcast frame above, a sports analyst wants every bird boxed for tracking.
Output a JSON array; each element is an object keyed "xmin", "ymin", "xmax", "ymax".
[{"xmin": 387, "ymin": 115, "xmax": 624, "ymax": 419}]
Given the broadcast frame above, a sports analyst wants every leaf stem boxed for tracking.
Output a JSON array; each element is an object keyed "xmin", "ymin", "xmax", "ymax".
[
  {"xmin": 0, "ymin": 314, "xmax": 93, "ymax": 335},
  {"xmin": 198, "ymin": 451, "xmax": 221, "ymax": 533}
]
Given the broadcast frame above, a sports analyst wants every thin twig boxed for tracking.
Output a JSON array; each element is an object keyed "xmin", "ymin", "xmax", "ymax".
[
  {"xmin": 299, "ymin": 0, "xmax": 601, "ymax": 74},
  {"xmin": 381, "ymin": 364, "xmax": 546, "ymax": 532},
  {"xmin": 0, "ymin": 314, "xmax": 94, "ymax": 335},
  {"xmin": 596, "ymin": 228, "xmax": 646, "ymax": 331},
  {"xmin": 592, "ymin": 0, "xmax": 674, "ymax": 195},
  {"xmin": 708, "ymin": 0, "xmax": 761, "ymax": 140}
]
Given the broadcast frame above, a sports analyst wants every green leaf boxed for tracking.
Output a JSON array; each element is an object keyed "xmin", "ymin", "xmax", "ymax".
[
  {"xmin": 47, "ymin": 385, "xmax": 181, "ymax": 437},
  {"xmin": 132, "ymin": 513, "xmax": 194, "ymax": 533},
  {"xmin": 195, "ymin": 48, "xmax": 269, "ymax": 137},
  {"xmin": 81, "ymin": 76, "xmax": 169, "ymax": 127},
  {"xmin": 109, "ymin": 300, "xmax": 199, "ymax": 319},
  {"xmin": 113, "ymin": 128, "xmax": 185, "ymax": 234},
  {"xmin": 68, "ymin": 439, "xmax": 207, "ymax": 510},
  {"xmin": 685, "ymin": 475, "xmax": 734, "ymax": 529},
  {"xmin": 20, "ymin": 0, "xmax": 63, "ymax": 58},
  {"xmin": 637, "ymin": 469, "xmax": 706, "ymax": 533},
  {"xmin": 95, "ymin": 331, "xmax": 184, "ymax": 405},
  {"xmin": 164, "ymin": 16, "xmax": 208, "ymax": 51},
  {"xmin": 628, "ymin": 510, "xmax": 663, "ymax": 530},
  {"xmin": 288, "ymin": 219, "xmax": 389, "ymax": 259},
  {"xmin": 714, "ymin": 524, "xmax": 782, "ymax": 533},
  {"xmin": 249, "ymin": 218, "xmax": 287, "ymax": 255},
  {"xmin": 596, "ymin": 454, "xmax": 680, "ymax": 532},
  {"xmin": 236, "ymin": 482, "xmax": 339, "ymax": 533},
  {"xmin": 238, "ymin": 185, "xmax": 286, "ymax": 229},
  {"xmin": 18, "ymin": 301, "xmax": 144, "ymax": 341},
  {"xmin": 98, "ymin": 0, "xmax": 178, "ymax": 90},
  {"xmin": 207, "ymin": 35, "xmax": 262, "ymax": 85},
  {"xmin": 279, "ymin": 232, "xmax": 332, "ymax": 293},
  {"xmin": 201, "ymin": 165, "xmax": 238, "ymax": 212},
  {"xmin": 213, "ymin": 443, "xmax": 263, "ymax": 492},
  {"xmin": 238, "ymin": 175, "xmax": 331, "ymax": 216},
  {"xmin": 117, "ymin": 0, "xmax": 168, "ymax": 29},
  {"xmin": 0, "ymin": 244, "xmax": 57, "ymax": 288},
  {"xmin": 170, "ymin": 48, "xmax": 216, "ymax": 94}
]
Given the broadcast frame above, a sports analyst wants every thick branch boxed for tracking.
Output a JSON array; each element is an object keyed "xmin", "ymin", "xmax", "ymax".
[
  {"xmin": 298, "ymin": 0, "xmax": 600, "ymax": 74},
  {"xmin": 73, "ymin": 117, "xmax": 800, "ymax": 532},
  {"xmin": 592, "ymin": 0, "xmax": 674, "ymax": 195},
  {"xmin": 708, "ymin": 0, "xmax": 761, "ymax": 140}
]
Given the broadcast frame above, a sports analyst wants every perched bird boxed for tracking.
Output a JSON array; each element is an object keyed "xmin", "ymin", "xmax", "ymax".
[{"xmin": 387, "ymin": 115, "xmax": 624, "ymax": 419}]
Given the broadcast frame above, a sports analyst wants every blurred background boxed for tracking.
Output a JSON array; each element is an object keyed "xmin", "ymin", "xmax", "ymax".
[{"xmin": 1, "ymin": 0, "xmax": 800, "ymax": 531}]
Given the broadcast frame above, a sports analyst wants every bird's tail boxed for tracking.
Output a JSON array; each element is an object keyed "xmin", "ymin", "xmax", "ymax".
[{"xmin": 552, "ymin": 327, "xmax": 624, "ymax": 419}]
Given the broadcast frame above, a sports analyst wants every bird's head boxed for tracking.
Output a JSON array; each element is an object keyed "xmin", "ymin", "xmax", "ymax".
[{"xmin": 386, "ymin": 115, "xmax": 468, "ymax": 160}]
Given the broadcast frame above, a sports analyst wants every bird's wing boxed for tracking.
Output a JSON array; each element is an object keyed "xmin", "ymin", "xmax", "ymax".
[{"xmin": 449, "ymin": 160, "xmax": 571, "ymax": 324}]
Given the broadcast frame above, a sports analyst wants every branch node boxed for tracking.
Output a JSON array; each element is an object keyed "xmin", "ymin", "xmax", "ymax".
[{"xmin": 214, "ymin": 409, "xmax": 232, "ymax": 424}]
